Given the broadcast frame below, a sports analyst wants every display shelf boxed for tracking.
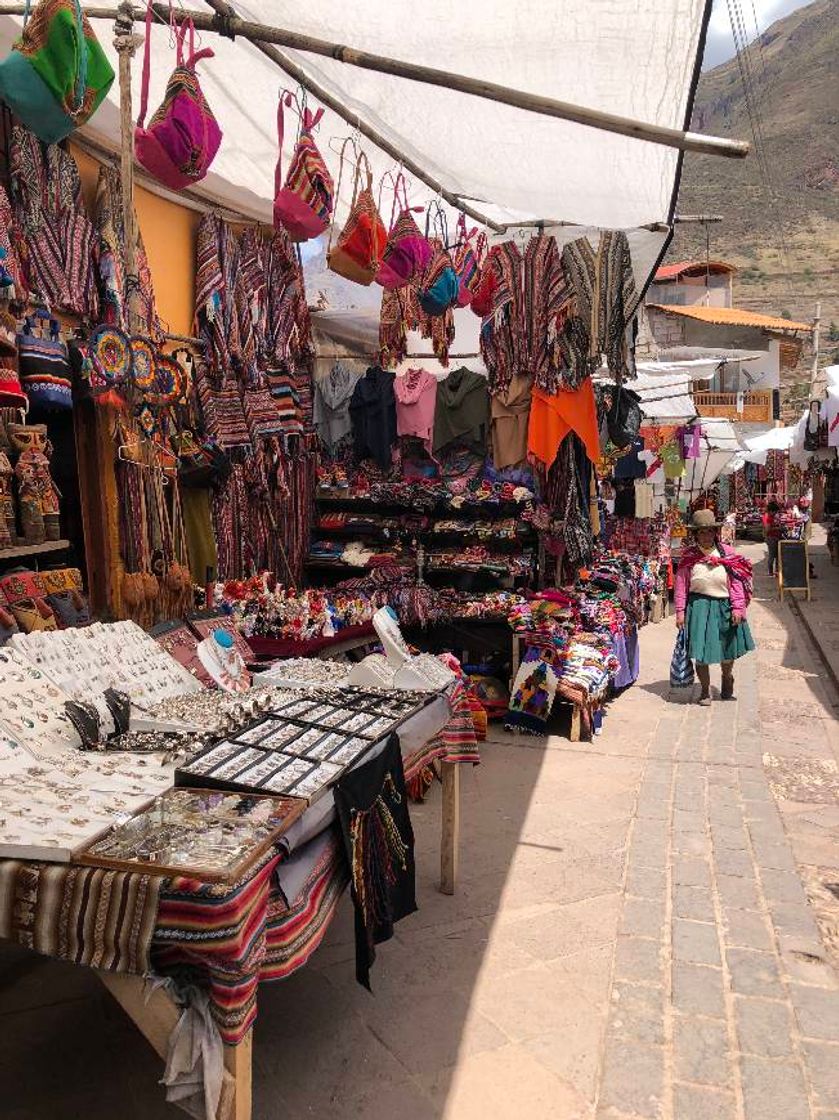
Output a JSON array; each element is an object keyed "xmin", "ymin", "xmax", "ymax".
[
  {"xmin": 0, "ymin": 539, "xmax": 71, "ymax": 561},
  {"xmin": 316, "ymin": 490, "xmax": 529, "ymax": 520}
]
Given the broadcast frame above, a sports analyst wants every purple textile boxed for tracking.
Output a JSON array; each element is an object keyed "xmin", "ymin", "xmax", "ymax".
[{"xmin": 611, "ymin": 627, "xmax": 640, "ymax": 690}]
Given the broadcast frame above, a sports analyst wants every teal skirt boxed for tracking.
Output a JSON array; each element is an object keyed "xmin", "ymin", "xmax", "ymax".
[{"xmin": 685, "ymin": 593, "xmax": 755, "ymax": 665}]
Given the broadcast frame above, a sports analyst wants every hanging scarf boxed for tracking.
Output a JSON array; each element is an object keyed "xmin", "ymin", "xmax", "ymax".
[
  {"xmin": 334, "ymin": 734, "xmax": 416, "ymax": 990},
  {"xmin": 561, "ymin": 230, "xmax": 637, "ymax": 379}
]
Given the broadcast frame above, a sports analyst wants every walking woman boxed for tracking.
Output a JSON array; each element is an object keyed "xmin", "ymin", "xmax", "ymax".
[
  {"xmin": 675, "ymin": 509, "xmax": 755, "ymax": 705},
  {"xmin": 763, "ymin": 498, "xmax": 782, "ymax": 577}
]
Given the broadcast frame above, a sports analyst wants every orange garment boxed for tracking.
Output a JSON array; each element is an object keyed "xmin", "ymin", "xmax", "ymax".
[{"xmin": 528, "ymin": 379, "xmax": 600, "ymax": 467}]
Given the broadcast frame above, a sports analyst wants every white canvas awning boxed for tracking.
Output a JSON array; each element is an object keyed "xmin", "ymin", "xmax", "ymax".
[{"xmin": 0, "ymin": 0, "xmax": 710, "ymax": 248}]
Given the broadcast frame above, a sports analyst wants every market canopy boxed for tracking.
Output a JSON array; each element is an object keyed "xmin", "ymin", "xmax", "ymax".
[{"xmin": 0, "ymin": 0, "xmax": 711, "ymax": 242}]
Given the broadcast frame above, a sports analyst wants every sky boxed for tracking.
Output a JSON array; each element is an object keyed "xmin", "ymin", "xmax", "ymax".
[{"xmin": 702, "ymin": 0, "xmax": 811, "ymax": 67}]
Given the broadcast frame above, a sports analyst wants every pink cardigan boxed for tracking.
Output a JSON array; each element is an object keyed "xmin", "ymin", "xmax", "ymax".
[{"xmin": 674, "ymin": 543, "xmax": 748, "ymax": 615}]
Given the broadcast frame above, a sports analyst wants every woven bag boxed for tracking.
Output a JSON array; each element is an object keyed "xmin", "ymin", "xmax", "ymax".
[
  {"xmin": 273, "ymin": 93, "xmax": 334, "ymax": 243},
  {"xmin": 452, "ymin": 215, "xmax": 487, "ymax": 308},
  {"xmin": 327, "ymin": 148, "xmax": 386, "ymax": 286},
  {"xmin": 375, "ymin": 174, "xmax": 432, "ymax": 291},
  {"xmin": 0, "ymin": 0, "xmax": 114, "ymax": 144},
  {"xmin": 134, "ymin": 5, "xmax": 222, "ymax": 191}
]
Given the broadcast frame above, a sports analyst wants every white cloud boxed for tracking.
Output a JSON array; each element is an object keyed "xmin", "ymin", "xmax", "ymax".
[{"xmin": 702, "ymin": 0, "xmax": 811, "ymax": 69}]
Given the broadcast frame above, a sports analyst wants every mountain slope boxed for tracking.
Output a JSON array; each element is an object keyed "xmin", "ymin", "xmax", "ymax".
[{"xmin": 670, "ymin": 0, "xmax": 839, "ymax": 388}]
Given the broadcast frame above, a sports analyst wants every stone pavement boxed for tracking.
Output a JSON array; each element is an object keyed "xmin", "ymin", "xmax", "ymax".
[{"xmin": 1, "ymin": 537, "xmax": 839, "ymax": 1119}]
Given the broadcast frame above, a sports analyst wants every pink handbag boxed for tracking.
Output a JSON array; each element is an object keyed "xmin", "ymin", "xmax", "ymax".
[
  {"xmin": 273, "ymin": 92, "xmax": 334, "ymax": 243},
  {"xmin": 375, "ymin": 173, "xmax": 432, "ymax": 291},
  {"xmin": 134, "ymin": 5, "xmax": 221, "ymax": 191}
]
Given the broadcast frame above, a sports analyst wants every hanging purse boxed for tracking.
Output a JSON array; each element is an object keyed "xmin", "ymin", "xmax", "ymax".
[
  {"xmin": 375, "ymin": 174, "xmax": 432, "ymax": 291},
  {"xmin": 452, "ymin": 215, "xmax": 487, "ymax": 309},
  {"xmin": 417, "ymin": 203, "xmax": 459, "ymax": 317},
  {"xmin": 273, "ymin": 92, "xmax": 334, "ymax": 243},
  {"xmin": 0, "ymin": 0, "xmax": 114, "ymax": 144},
  {"xmin": 134, "ymin": 6, "xmax": 222, "ymax": 191},
  {"xmin": 327, "ymin": 147, "xmax": 386, "ymax": 286},
  {"xmin": 17, "ymin": 311, "xmax": 73, "ymax": 410}
]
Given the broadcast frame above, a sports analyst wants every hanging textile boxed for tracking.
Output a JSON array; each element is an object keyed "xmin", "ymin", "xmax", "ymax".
[
  {"xmin": 313, "ymin": 363, "xmax": 362, "ymax": 451},
  {"xmin": 545, "ymin": 434, "xmax": 593, "ymax": 569},
  {"xmin": 491, "ymin": 371, "xmax": 532, "ymax": 470},
  {"xmin": 506, "ymin": 644, "xmax": 561, "ymax": 734},
  {"xmin": 9, "ymin": 126, "xmax": 99, "ymax": 318},
  {"xmin": 433, "ymin": 367, "xmax": 489, "ymax": 456},
  {"xmin": 93, "ymin": 165, "xmax": 160, "ymax": 335},
  {"xmin": 528, "ymin": 378, "xmax": 600, "ymax": 468},
  {"xmin": 334, "ymin": 734, "xmax": 417, "ymax": 990},
  {"xmin": 349, "ymin": 366, "xmax": 397, "ymax": 470},
  {"xmin": 561, "ymin": 230, "xmax": 637, "ymax": 379},
  {"xmin": 394, "ymin": 368, "xmax": 437, "ymax": 458},
  {"xmin": 478, "ymin": 234, "xmax": 572, "ymax": 398}
]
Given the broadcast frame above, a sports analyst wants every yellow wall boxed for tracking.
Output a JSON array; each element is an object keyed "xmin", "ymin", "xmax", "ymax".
[{"xmin": 71, "ymin": 146, "xmax": 201, "ymax": 338}]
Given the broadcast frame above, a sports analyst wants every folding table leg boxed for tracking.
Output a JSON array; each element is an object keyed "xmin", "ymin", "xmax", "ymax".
[{"xmin": 440, "ymin": 760, "xmax": 460, "ymax": 896}]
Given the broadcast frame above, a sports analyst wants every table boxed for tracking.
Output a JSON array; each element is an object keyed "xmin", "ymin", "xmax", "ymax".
[{"xmin": 0, "ymin": 686, "xmax": 478, "ymax": 1120}]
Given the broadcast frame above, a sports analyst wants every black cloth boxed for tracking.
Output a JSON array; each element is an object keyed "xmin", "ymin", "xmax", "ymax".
[
  {"xmin": 613, "ymin": 437, "xmax": 646, "ymax": 480},
  {"xmin": 334, "ymin": 733, "xmax": 417, "ymax": 989},
  {"xmin": 614, "ymin": 479, "xmax": 636, "ymax": 518},
  {"xmin": 349, "ymin": 366, "xmax": 397, "ymax": 470}
]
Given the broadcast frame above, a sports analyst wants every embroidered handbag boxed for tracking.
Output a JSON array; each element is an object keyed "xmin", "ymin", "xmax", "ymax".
[
  {"xmin": 327, "ymin": 148, "xmax": 386, "ymax": 286},
  {"xmin": 375, "ymin": 174, "xmax": 432, "ymax": 291},
  {"xmin": 417, "ymin": 207, "xmax": 459, "ymax": 316},
  {"xmin": 134, "ymin": 6, "xmax": 222, "ymax": 192},
  {"xmin": 669, "ymin": 628, "xmax": 694, "ymax": 689},
  {"xmin": 17, "ymin": 313, "xmax": 73, "ymax": 410},
  {"xmin": 469, "ymin": 256, "xmax": 497, "ymax": 319},
  {"xmin": 0, "ymin": 0, "xmax": 114, "ymax": 144},
  {"xmin": 452, "ymin": 215, "xmax": 486, "ymax": 308},
  {"xmin": 273, "ymin": 92, "xmax": 334, "ymax": 243}
]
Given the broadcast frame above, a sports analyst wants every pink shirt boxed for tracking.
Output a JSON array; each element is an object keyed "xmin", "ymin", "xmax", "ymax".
[{"xmin": 394, "ymin": 368, "xmax": 438, "ymax": 456}]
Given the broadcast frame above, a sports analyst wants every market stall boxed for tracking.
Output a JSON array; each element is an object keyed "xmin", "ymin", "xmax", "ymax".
[{"xmin": 0, "ymin": 0, "xmax": 740, "ymax": 1114}]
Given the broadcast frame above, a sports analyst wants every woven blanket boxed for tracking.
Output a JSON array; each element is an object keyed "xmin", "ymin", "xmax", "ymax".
[
  {"xmin": 0, "ymin": 860, "xmax": 160, "ymax": 973},
  {"xmin": 152, "ymin": 833, "xmax": 347, "ymax": 1044}
]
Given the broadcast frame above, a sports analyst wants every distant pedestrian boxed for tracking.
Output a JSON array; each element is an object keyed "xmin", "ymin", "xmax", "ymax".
[
  {"xmin": 675, "ymin": 509, "xmax": 755, "ymax": 705},
  {"xmin": 794, "ymin": 495, "xmax": 817, "ymax": 579},
  {"xmin": 762, "ymin": 499, "xmax": 782, "ymax": 577}
]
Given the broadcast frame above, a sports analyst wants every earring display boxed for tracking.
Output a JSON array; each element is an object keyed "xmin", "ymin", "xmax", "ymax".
[
  {"xmin": 0, "ymin": 646, "xmax": 81, "ymax": 757},
  {"xmin": 74, "ymin": 788, "xmax": 306, "ymax": 883},
  {"xmin": 0, "ymin": 727, "xmax": 175, "ymax": 861},
  {"xmin": 10, "ymin": 621, "xmax": 203, "ymax": 735}
]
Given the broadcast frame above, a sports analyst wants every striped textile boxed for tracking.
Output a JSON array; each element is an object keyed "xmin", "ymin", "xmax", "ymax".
[
  {"xmin": 404, "ymin": 680, "xmax": 480, "ymax": 795},
  {"xmin": 0, "ymin": 860, "xmax": 160, "ymax": 973},
  {"xmin": 153, "ymin": 832, "xmax": 347, "ymax": 1043}
]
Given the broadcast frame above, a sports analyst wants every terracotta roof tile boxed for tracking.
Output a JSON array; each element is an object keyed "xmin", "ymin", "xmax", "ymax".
[{"xmin": 646, "ymin": 304, "xmax": 812, "ymax": 332}]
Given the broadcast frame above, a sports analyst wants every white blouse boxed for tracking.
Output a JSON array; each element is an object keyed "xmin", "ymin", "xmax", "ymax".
[{"xmin": 689, "ymin": 549, "xmax": 729, "ymax": 599}]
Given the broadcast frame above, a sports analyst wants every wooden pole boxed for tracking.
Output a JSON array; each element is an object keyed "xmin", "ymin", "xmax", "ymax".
[
  {"xmin": 198, "ymin": 0, "xmax": 504, "ymax": 232},
  {"xmin": 811, "ymin": 300, "xmax": 822, "ymax": 391},
  {"xmin": 113, "ymin": 3, "xmax": 143, "ymax": 332},
  {"xmin": 0, "ymin": 2, "xmax": 750, "ymax": 161}
]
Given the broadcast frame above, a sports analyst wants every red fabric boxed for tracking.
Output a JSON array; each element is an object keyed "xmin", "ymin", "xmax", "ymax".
[{"xmin": 247, "ymin": 623, "xmax": 376, "ymax": 660}]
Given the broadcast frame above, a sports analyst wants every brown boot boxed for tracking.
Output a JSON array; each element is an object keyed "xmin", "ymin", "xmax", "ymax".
[
  {"xmin": 721, "ymin": 661, "xmax": 735, "ymax": 701},
  {"xmin": 696, "ymin": 662, "xmax": 711, "ymax": 705}
]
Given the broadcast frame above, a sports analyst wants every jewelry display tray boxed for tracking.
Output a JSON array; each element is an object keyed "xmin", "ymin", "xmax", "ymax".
[
  {"xmin": 73, "ymin": 788, "xmax": 307, "ymax": 884},
  {"xmin": 175, "ymin": 691, "xmax": 436, "ymax": 803}
]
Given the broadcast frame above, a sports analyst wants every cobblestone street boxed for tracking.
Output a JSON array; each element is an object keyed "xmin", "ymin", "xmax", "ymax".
[
  {"xmin": 595, "ymin": 535, "xmax": 839, "ymax": 1120},
  {"xmin": 2, "ymin": 537, "xmax": 839, "ymax": 1119}
]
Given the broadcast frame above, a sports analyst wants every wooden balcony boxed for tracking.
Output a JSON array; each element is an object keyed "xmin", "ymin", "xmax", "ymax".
[{"xmin": 692, "ymin": 391, "xmax": 773, "ymax": 422}]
